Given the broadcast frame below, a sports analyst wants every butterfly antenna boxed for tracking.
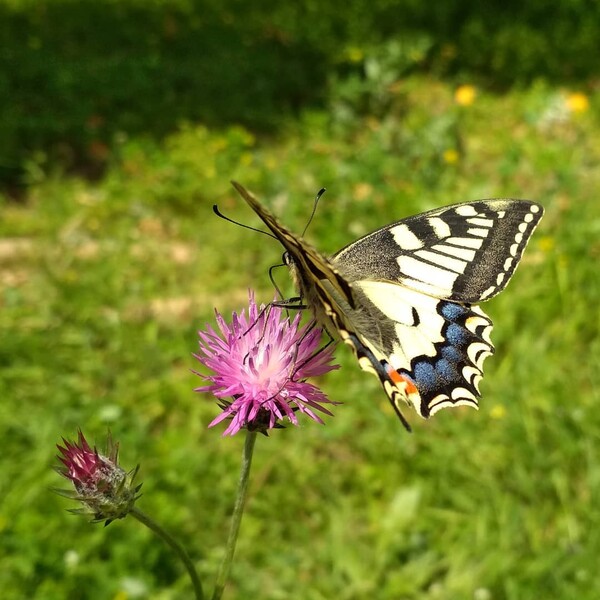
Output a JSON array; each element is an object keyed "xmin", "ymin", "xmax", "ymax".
[
  {"xmin": 301, "ymin": 187, "xmax": 326, "ymax": 237},
  {"xmin": 213, "ymin": 205, "xmax": 278, "ymax": 240}
]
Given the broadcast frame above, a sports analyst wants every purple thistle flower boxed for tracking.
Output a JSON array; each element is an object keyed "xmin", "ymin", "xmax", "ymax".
[
  {"xmin": 55, "ymin": 430, "xmax": 141, "ymax": 525},
  {"xmin": 194, "ymin": 292, "xmax": 340, "ymax": 436}
]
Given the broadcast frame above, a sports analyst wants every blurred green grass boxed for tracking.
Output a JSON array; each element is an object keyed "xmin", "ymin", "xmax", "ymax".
[{"xmin": 1, "ymin": 77, "xmax": 600, "ymax": 599}]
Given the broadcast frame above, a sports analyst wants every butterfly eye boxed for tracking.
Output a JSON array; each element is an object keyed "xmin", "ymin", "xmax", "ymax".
[{"xmin": 283, "ymin": 251, "xmax": 295, "ymax": 267}]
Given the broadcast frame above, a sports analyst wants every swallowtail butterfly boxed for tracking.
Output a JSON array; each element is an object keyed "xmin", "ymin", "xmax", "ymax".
[{"xmin": 232, "ymin": 181, "xmax": 543, "ymax": 431}]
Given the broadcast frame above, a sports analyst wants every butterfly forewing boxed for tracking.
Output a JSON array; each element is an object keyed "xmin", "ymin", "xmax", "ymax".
[
  {"xmin": 333, "ymin": 200, "xmax": 544, "ymax": 302},
  {"xmin": 231, "ymin": 181, "xmax": 543, "ymax": 430}
]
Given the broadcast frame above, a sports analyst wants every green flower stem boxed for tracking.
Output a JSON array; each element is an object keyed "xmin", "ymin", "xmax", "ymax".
[
  {"xmin": 211, "ymin": 431, "xmax": 258, "ymax": 600},
  {"xmin": 130, "ymin": 506, "xmax": 204, "ymax": 600}
]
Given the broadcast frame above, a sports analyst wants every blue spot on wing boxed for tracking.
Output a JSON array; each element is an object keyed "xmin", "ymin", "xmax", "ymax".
[
  {"xmin": 413, "ymin": 355, "xmax": 463, "ymax": 396},
  {"xmin": 440, "ymin": 302, "xmax": 470, "ymax": 321},
  {"xmin": 446, "ymin": 323, "xmax": 467, "ymax": 346},
  {"xmin": 436, "ymin": 358, "xmax": 460, "ymax": 382},
  {"xmin": 441, "ymin": 345, "xmax": 462, "ymax": 363},
  {"xmin": 413, "ymin": 361, "xmax": 438, "ymax": 395}
]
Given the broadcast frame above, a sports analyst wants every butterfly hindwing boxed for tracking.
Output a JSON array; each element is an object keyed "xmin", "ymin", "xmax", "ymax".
[
  {"xmin": 348, "ymin": 281, "xmax": 494, "ymax": 416},
  {"xmin": 232, "ymin": 181, "xmax": 543, "ymax": 430}
]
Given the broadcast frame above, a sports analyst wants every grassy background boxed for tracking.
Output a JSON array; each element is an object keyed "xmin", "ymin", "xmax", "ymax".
[{"xmin": 2, "ymin": 2, "xmax": 600, "ymax": 599}]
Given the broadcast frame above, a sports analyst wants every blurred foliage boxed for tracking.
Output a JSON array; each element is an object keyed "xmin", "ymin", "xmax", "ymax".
[{"xmin": 1, "ymin": 0, "xmax": 600, "ymax": 191}]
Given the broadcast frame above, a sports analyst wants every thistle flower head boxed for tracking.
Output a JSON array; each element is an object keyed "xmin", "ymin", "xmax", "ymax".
[
  {"xmin": 54, "ymin": 430, "xmax": 141, "ymax": 525},
  {"xmin": 194, "ymin": 292, "xmax": 339, "ymax": 436}
]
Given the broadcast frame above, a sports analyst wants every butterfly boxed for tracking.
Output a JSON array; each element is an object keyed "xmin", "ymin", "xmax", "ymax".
[{"xmin": 231, "ymin": 181, "xmax": 544, "ymax": 431}]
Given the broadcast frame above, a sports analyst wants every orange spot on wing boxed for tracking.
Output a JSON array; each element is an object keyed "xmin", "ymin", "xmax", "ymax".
[{"xmin": 387, "ymin": 366, "xmax": 418, "ymax": 395}]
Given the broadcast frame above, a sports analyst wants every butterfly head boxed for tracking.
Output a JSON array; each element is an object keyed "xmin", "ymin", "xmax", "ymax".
[{"xmin": 282, "ymin": 251, "xmax": 294, "ymax": 268}]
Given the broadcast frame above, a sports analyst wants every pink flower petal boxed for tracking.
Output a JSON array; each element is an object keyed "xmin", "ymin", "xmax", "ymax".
[{"xmin": 195, "ymin": 291, "xmax": 340, "ymax": 435}]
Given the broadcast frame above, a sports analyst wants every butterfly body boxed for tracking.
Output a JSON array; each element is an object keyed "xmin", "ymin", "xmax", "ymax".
[{"xmin": 232, "ymin": 181, "xmax": 543, "ymax": 430}]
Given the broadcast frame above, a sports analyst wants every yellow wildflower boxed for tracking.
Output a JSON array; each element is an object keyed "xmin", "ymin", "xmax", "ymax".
[
  {"xmin": 565, "ymin": 92, "xmax": 589, "ymax": 114},
  {"xmin": 443, "ymin": 149, "xmax": 459, "ymax": 165},
  {"xmin": 455, "ymin": 85, "xmax": 477, "ymax": 106},
  {"xmin": 490, "ymin": 404, "xmax": 507, "ymax": 420}
]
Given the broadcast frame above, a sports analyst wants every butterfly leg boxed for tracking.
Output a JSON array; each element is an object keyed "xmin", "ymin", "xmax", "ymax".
[
  {"xmin": 272, "ymin": 297, "xmax": 307, "ymax": 309},
  {"xmin": 292, "ymin": 329, "xmax": 336, "ymax": 381},
  {"xmin": 242, "ymin": 298, "xmax": 308, "ymax": 365}
]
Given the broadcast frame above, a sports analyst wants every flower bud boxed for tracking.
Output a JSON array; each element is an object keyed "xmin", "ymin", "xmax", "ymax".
[{"xmin": 54, "ymin": 430, "xmax": 142, "ymax": 526}]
